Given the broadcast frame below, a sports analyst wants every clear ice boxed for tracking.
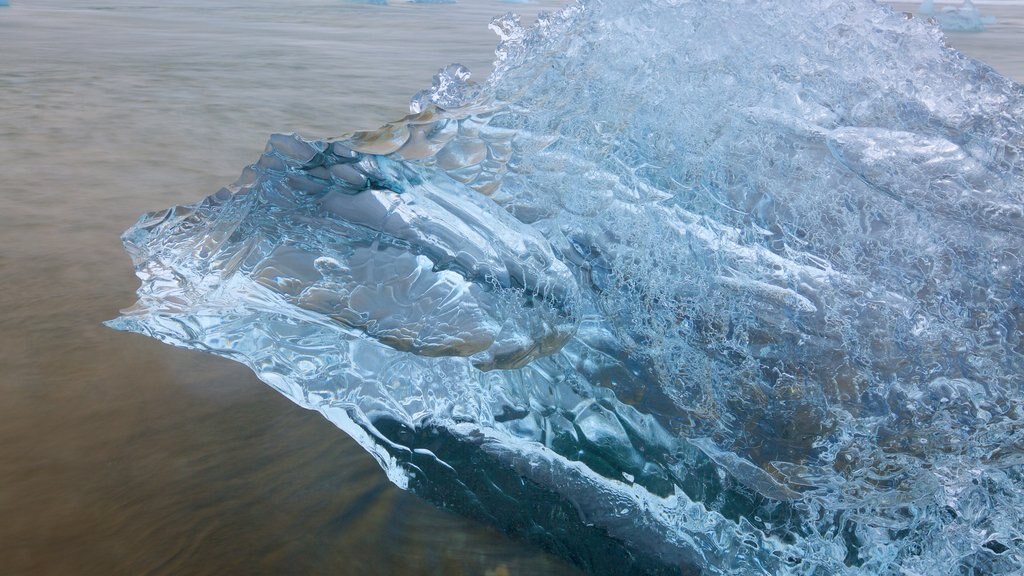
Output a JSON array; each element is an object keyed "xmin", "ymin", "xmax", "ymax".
[
  {"xmin": 919, "ymin": 0, "xmax": 996, "ymax": 32},
  {"xmin": 108, "ymin": 1, "xmax": 1024, "ymax": 574}
]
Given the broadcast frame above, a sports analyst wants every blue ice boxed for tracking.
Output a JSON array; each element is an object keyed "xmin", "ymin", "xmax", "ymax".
[{"xmin": 110, "ymin": 1, "xmax": 1024, "ymax": 574}]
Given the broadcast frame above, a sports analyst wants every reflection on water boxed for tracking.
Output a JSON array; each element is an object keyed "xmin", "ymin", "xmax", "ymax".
[{"xmin": 0, "ymin": 1, "xmax": 1020, "ymax": 574}]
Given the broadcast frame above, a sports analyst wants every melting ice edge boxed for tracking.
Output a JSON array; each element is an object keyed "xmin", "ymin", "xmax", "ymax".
[{"xmin": 109, "ymin": 1, "xmax": 1024, "ymax": 574}]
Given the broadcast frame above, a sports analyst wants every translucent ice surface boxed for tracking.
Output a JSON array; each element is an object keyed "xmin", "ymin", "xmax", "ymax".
[
  {"xmin": 109, "ymin": 1, "xmax": 1024, "ymax": 574},
  {"xmin": 920, "ymin": 0, "xmax": 996, "ymax": 32}
]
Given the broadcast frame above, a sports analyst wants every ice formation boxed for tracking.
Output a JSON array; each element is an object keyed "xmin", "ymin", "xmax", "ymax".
[
  {"xmin": 919, "ymin": 0, "xmax": 996, "ymax": 32},
  {"xmin": 109, "ymin": 0, "xmax": 1024, "ymax": 574}
]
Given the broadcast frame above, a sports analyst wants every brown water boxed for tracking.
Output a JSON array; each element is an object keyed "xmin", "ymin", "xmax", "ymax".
[
  {"xmin": 0, "ymin": 1, "xmax": 1021, "ymax": 574},
  {"xmin": 0, "ymin": 1, "xmax": 581, "ymax": 574},
  {"xmin": 891, "ymin": 2, "xmax": 1024, "ymax": 75}
]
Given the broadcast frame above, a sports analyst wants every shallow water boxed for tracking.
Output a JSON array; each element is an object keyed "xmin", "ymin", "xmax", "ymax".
[{"xmin": 0, "ymin": 1, "xmax": 1020, "ymax": 574}]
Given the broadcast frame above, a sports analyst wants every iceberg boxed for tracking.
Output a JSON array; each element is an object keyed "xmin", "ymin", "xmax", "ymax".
[
  {"xmin": 109, "ymin": 0, "xmax": 1024, "ymax": 574},
  {"xmin": 919, "ymin": 0, "xmax": 996, "ymax": 32}
]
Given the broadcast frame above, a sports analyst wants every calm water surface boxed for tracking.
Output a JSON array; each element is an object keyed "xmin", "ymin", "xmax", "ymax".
[{"xmin": 0, "ymin": 1, "xmax": 1021, "ymax": 574}]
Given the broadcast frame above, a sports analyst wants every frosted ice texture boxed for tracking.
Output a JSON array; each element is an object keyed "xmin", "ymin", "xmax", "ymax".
[
  {"xmin": 919, "ymin": 0, "xmax": 996, "ymax": 32},
  {"xmin": 109, "ymin": 1, "xmax": 1024, "ymax": 574}
]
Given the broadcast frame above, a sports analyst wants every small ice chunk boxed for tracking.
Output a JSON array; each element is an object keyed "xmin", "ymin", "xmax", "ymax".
[{"xmin": 919, "ymin": 0, "xmax": 996, "ymax": 32}]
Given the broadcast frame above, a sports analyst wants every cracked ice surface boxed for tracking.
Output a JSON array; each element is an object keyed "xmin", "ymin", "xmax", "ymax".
[{"xmin": 109, "ymin": 1, "xmax": 1024, "ymax": 574}]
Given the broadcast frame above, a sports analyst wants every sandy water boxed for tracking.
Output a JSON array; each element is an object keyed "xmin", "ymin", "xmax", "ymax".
[{"xmin": 0, "ymin": 1, "xmax": 1020, "ymax": 574}]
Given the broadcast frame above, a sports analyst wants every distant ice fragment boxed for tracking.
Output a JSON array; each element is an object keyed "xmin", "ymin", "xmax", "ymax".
[
  {"xmin": 919, "ymin": 0, "xmax": 996, "ymax": 32},
  {"xmin": 110, "ymin": 1, "xmax": 1024, "ymax": 574}
]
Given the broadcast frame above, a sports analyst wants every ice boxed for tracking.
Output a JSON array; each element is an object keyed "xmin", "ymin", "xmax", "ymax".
[
  {"xmin": 919, "ymin": 0, "xmax": 996, "ymax": 32},
  {"xmin": 109, "ymin": 1, "xmax": 1024, "ymax": 574}
]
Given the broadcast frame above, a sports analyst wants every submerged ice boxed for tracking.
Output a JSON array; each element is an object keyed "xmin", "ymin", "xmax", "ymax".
[{"xmin": 109, "ymin": 1, "xmax": 1024, "ymax": 574}]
